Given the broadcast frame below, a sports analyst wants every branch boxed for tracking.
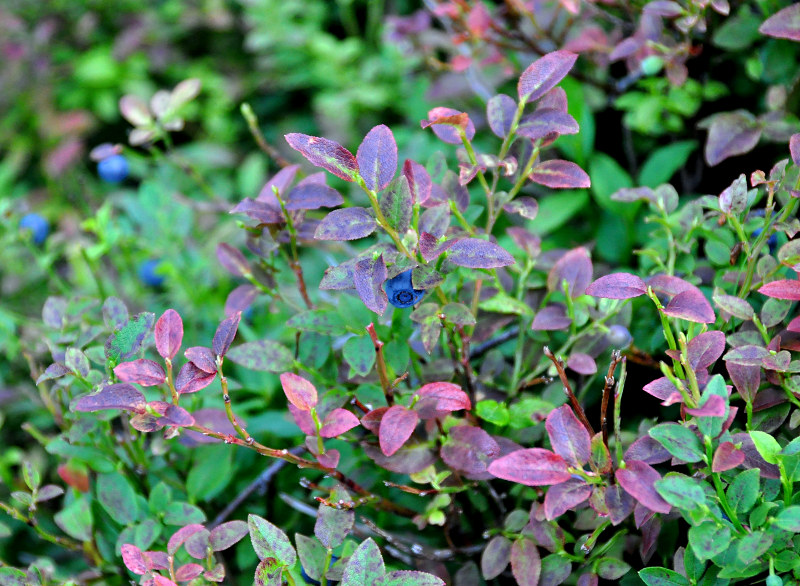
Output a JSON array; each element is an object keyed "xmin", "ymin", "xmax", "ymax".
[{"xmin": 543, "ymin": 346, "xmax": 594, "ymax": 435}]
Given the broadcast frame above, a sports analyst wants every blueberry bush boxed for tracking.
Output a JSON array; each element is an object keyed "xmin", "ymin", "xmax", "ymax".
[{"xmin": 3, "ymin": 1, "xmax": 800, "ymax": 585}]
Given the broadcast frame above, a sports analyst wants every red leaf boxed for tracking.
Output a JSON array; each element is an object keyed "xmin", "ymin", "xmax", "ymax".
[
  {"xmin": 615, "ymin": 461, "xmax": 671, "ymax": 514},
  {"xmin": 488, "ymin": 448, "xmax": 571, "ymax": 486},
  {"xmin": 354, "ymin": 255, "xmax": 388, "ymax": 315},
  {"xmin": 314, "ymin": 207, "xmax": 377, "ymax": 241},
  {"xmin": 788, "ymin": 315, "xmax": 800, "ymax": 332},
  {"xmin": 357, "ymin": 125, "xmax": 398, "ymax": 192},
  {"xmin": 448, "ymin": 238, "xmax": 515, "ymax": 269},
  {"xmin": 155, "ymin": 309, "xmax": 183, "ymax": 360},
  {"xmin": 288, "ymin": 403, "xmax": 316, "ymax": 435},
  {"xmin": 284, "ymin": 133, "xmax": 358, "ymax": 181},
  {"xmin": 518, "ymin": 50, "xmax": 579, "ymax": 103},
  {"xmin": 185, "ymin": 346, "xmax": 217, "ymax": 374},
  {"xmin": 759, "ymin": 279, "xmax": 800, "ymax": 300},
  {"xmin": 174, "ymin": 363, "xmax": 216, "ymax": 394},
  {"xmin": 360, "ymin": 407, "xmax": 388, "ymax": 434},
  {"xmin": 712, "ymin": 441, "xmax": 745, "ymax": 473},
  {"xmin": 726, "ymin": 361, "xmax": 761, "ymax": 403},
  {"xmin": 320, "ymin": 408, "xmax": 361, "ymax": 438},
  {"xmin": 114, "ymin": 359, "xmax": 166, "ymax": 387},
  {"xmin": 121, "ymin": 544, "xmax": 148, "ymax": 575},
  {"xmin": 379, "ymin": 405, "xmax": 419, "ymax": 457},
  {"xmin": 212, "ymin": 312, "xmax": 240, "ymax": 358},
  {"xmin": 567, "ymin": 353, "xmax": 597, "ymax": 375},
  {"xmin": 403, "ymin": 159, "xmax": 432, "ymax": 205},
  {"xmin": 663, "ymin": 289, "xmax": 716, "ymax": 323},
  {"xmin": 687, "ymin": 331, "xmax": 726, "ymax": 370},
  {"xmin": 73, "ymin": 383, "xmax": 146, "ymax": 414},
  {"xmin": 144, "ymin": 551, "xmax": 169, "ymax": 570},
  {"xmin": 547, "ymin": 247, "xmax": 593, "ymax": 298},
  {"xmin": 414, "ymin": 382, "xmax": 471, "ymax": 419},
  {"xmin": 510, "ymin": 537, "xmax": 541, "ymax": 586},
  {"xmin": 280, "ymin": 373, "xmax": 318, "ymax": 411},
  {"xmin": 759, "ymin": 3, "xmax": 800, "ymax": 41},
  {"xmin": 216, "ymin": 243, "xmax": 251, "ymax": 278},
  {"xmin": 544, "ymin": 478, "xmax": 592, "ymax": 520},
  {"xmin": 531, "ymin": 304, "xmax": 571, "ymax": 331},
  {"xmin": 422, "ymin": 107, "xmax": 476, "ymax": 144},
  {"xmin": 585, "ymin": 273, "xmax": 647, "ymax": 299},
  {"xmin": 704, "ymin": 110, "xmax": 761, "ymax": 167},
  {"xmin": 286, "ymin": 181, "xmax": 344, "ymax": 210},
  {"xmin": 546, "ymin": 405, "xmax": 591, "ymax": 466},
  {"xmin": 530, "ymin": 160, "xmax": 590, "ymax": 189}
]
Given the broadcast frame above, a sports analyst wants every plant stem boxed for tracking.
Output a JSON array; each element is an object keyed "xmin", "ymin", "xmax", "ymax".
[
  {"xmin": 165, "ymin": 358, "xmax": 179, "ymax": 405},
  {"xmin": 216, "ymin": 358, "xmax": 252, "ymax": 443},
  {"xmin": 543, "ymin": 346, "xmax": 594, "ymax": 435},
  {"xmin": 240, "ymin": 103, "xmax": 292, "ymax": 167},
  {"xmin": 367, "ymin": 323, "xmax": 393, "ymax": 405},
  {"xmin": 274, "ymin": 187, "xmax": 314, "ymax": 309}
]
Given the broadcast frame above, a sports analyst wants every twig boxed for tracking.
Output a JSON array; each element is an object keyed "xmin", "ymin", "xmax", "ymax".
[
  {"xmin": 468, "ymin": 326, "xmax": 520, "ymax": 359},
  {"xmin": 367, "ymin": 323, "xmax": 393, "ymax": 405},
  {"xmin": 543, "ymin": 346, "xmax": 594, "ymax": 435},
  {"xmin": 240, "ymin": 103, "xmax": 292, "ymax": 168},
  {"xmin": 601, "ymin": 350, "xmax": 623, "ymax": 450}
]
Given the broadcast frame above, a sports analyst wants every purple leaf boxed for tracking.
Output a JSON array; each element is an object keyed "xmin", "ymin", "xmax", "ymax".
[
  {"xmin": 719, "ymin": 174, "xmax": 747, "ymax": 215},
  {"xmin": 414, "ymin": 382, "xmax": 471, "ymax": 419},
  {"xmin": 530, "ymin": 160, "xmax": 591, "ymax": 188},
  {"xmin": 314, "ymin": 208, "xmax": 377, "ymax": 241},
  {"xmin": 488, "ymin": 448, "xmax": 571, "ymax": 486},
  {"xmin": 624, "ymin": 436, "xmax": 671, "ymax": 465},
  {"xmin": 258, "ymin": 164, "xmax": 300, "ymax": 200},
  {"xmin": 663, "ymin": 289, "xmax": 716, "ymax": 323},
  {"xmin": 225, "ymin": 284, "xmax": 259, "ymax": 318},
  {"xmin": 726, "ymin": 361, "xmax": 761, "ymax": 403},
  {"xmin": 713, "ymin": 291, "xmax": 754, "ymax": 320},
  {"xmin": 419, "ymin": 204, "xmax": 450, "ymax": 237},
  {"xmin": 162, "ymin": 404, "xmax": 195, "ymax": 427},
  {"xmin": 544, "ymin": 478, "xmax": 592, "ymax": 520},
  {"xmin": 357, "ymin": 125, "xmax": 397, "ymax": 192},
  {"xmin": 546, "ymin": 405, "xmax": 591, "ymax": 466},
  {"xmin": 685, "ymin": 394, "xmax": 726, "ymax": 417},
  {"xmin": 379, "ymin": 405, "xmax": 419, "ymax": 457},
  {"xmin": 605, "ymin": 484, "xmax": 636, "ymax": 525},
  {"xmin": 175, "ymin": 363, "xmax": 217, "ymax": 394},
  {"xmin": 759, "ymin": 3, "xmax": 800, "ymax": 41},
  {"xmin": 585, "ymin": 273, "xmax": 647, "ymax": 299},
  {"xmin": 448, "ymin": 238, "xmax": 515, "ymax": 269},
  {"xmin": 517, "ymin": 109, "xmax": 579, "ymax": 140},
  {"xmin": 487, "ymin": 94, "xmax": 517, "ymax": 138},
  {"xmin": 212, "ymin": 312, "xmax": 240, "ymax": 357},
  {"xmin": 73, "ymin": 383, "xmax": 146, "ymax": 413},
  {"xmin": 508, "ymin": 227, "xmax": 541, "ymax": 258},
  {"xmin": 723, "ymin": 344, "xmax": 769, "ymax": 366},
  {"xmin": 285, "ymin": 133, "xmax": 358, "ymax": 181},
  {"xmin": 615, "ymin": 461, "xmax": 671, "ymax": 514},
  {"xmin": 759, "ymin": 279, "xmax": 800, "ymax": 300},
  {"xmin": 687, "ymin": 331, "xmax": 726, "ymax": 370},
  {"xmin": 547, "ymin": 247, "xmax": 593, "ymax": 298},
  {"xmin": 175, "ymin": 564, "xmax": 204, "ymax": 582},
  {"xmin": 285, "ymin": 183, "xmax": 344, "ymax": 210},
  {"xmin": 422, "ymin": 107, "xmax": 475, "ymax": 144},
  {"xmin": 354, "ymin": 255, "xmax": 388, "ymax": 315},
  {"xmin": 511, "ymin": 538, "xmax": 541, "ymax": 586},
  {"xmin": 712, "ymin": 441, "xmax": 745, "ymax": 473},
  {"xmin": 216, "ymin": 243, "xmax": 251, "ymax": 278},
  {"xmin": 518, "ymin": 51, "xmax": 579, "ymax": 103},
  {"xmin": 320, "ymin": 408, "xmax": 361, "ymax": 438},
  {"xmin": 279, "ymin": 372, "xmax": 318, "ymax": 411},
  {"xmin": 567, "ymin": 353, "xmax": 597, "ymax": 375},
  {"xmin": 441, "ymin": 425, "xmax": 500, "ymax": 475},
  {"xmin": 230, "ymin": 198, "xmax": 284, "ymax": 224},
  {"xmin": 704, "ymin": 111, "xmax": 762, "ymax": 167},
  {"xmin": 403, "ymin": 159, "xmax": 432, "ymax": 205},
  {"xmin": 482, "ymin": 536, "xmax": 512, "ymax": 580},
  {"xmin": 503, "ymin": 196, "xmax": 538, "ymax": 220},
  {"xmin": 647, "ymin": 274, "xmax": 695, "ymax": 297},
  {"xmin": 531, "ymin": 305, "xmax": 571, "ymax": 330},
  {"xmin": 114, "ymin": 359, "xmax": 166, "ymax": 387},
  {"xmin": 791, "ymin": 134, "xmax": 800, "ymax": 167},
  {"xmin": 642, "ymin": 377, "xmax": 678, "ymax": 401},
  {"xmin": 379, "ymin": 175, "xmax": 413, "ymax": 233},
  {"xmin": 185, "ymin": 346, "xmax": 217, "ymax": 374}
]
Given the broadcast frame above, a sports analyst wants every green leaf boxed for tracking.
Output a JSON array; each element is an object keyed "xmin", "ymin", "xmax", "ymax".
[
  {"xmin": 688, "ymin": 522, "xmax": 731, "ymax": 561},
  {"xmin": 697, "ymin": 375, "xmax": 729, "ymax": 439},
  {"xmin": 589, "ymin": 152, "xmax": 635, "ymax": 218},
  {"xmin": 22, "ymin": 461, "xmax": 40, "ymax": 491},
  {"xmin": 187, "ymin": 444, "xmax": 233, "ymax": 501},
  {"xmin": 104, "ymin": 312, "xmax": 155, "ymax": 363},
  {"xmin": 163, "ymin": 502, "xmax": 206, "ymax": 525},
  {"xmin": 479, "ymin": 294, "xmax": 533, "ymax": 316},
  {"xmin": 476, "ymin": 400, "xmax": 510, "ymax": 426},
  {"xmin": 654, "ymin": 473, "xmax": 706, "ymax": 510},
  {"xmin": 342, "ymin": 538, "xmax": 385, "ymax": 586},
  {"xmin": 148, "ymin": 482, "xmax": 172, "ymax": 514},
  {"xmin": 315, "ymin": 485, "xmax": 355, "ymax": 548},
  {"xmin": 343, "ymin": 336, "xmax": 376, "ymax": 377},
  {"xmin": 774, "ymin": 506, "xmax": 800, "ymax": 531},
  {"xmin": 288, "ymin": 310, "xmax": 347, "ymax": 335},
  {"xmin": 296, "ymin": 534, "xmax": 328, "ymax": 583},
  {"xmin": 638, "ymin": 141, "xmax": 697, "ymax": 188},
  {"xmin": 97, "ymin": 473, "xmax": 139, "ymax": 525},
  {"xmin": 379, "ymin": 175, "xmax": 412, "ymax": 233},
  {"xmin": 649, "ymin": 423, "xmax": 704, "ymax": 463},
  {"xmin": 736, "ymin": 531, "xmax": 773, "ymax": 564},
  {"xmin": 557, "ymin": 77, "xmax": 595, "ymax": 166},
  {"xmin": 727, "ymin": 468, "xmax": 760, "ymax": 515},
  {"xmin": 596, "ymin": 557, "xmax": 631, "ymax": 580},
  {"xmin": 639, "ymin": 567, "xmax": 691, "ymax": 586},
  {"xmin": 226, "ymin": 340, "xmax": 294, "ymax": 373},
  {"xmin": 249, "ymin": 514, "xmax": 297, "ymax": 566},
  {"xmin": 528, "ymin": 190, "xmax": 589, "ymax": 235},
  {"xmin": 54, "ymin": 495, "xmax": 93, "ymax": 541},
  {"xmin": 379, "ymin": 571, "xmax": 445, "ymax": 585},
  {"xmin": 749, "ymin": 430, "xmax": 782, "ymax": 464}
]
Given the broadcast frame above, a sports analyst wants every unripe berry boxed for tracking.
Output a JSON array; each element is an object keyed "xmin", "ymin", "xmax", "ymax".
[
  {"xmin": 606, "ymin": 324, "xmax": 632, "ymax": 348},
  {"xmin": 766, "ymin": 575, "xmax": 783, "ymax": 586}
]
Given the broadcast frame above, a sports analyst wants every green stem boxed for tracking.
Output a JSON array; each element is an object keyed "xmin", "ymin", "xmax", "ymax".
[
  {"xmin": 216, "ymin": 358, "xmax": 252, "ymax": 443},
  {"xmin": 705, "ymin": 437, "xmax": 746, "ymax": 535}
]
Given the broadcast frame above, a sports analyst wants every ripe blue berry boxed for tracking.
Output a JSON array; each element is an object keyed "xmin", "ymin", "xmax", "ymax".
[
  {"xmin": 384, "ymin": 269, "xmax": 424, "ymax": 308},
  {"xmin": 19, "ymin": 213, "xmax": 49, "ymax": 245},
  {"xmin": 97, "ymin": 154, "xmax": 129, "ymax": 183},
  {"xmin": 138, "ymin": 259, "xmax": 165, "ymax": 287},
  {"xmin": 606, "ymin": 325, "xmax": 632, "ymax": 348},
  {"xmin": 752, "ymin": 227, "xmax": 778, "ymax": 254}
]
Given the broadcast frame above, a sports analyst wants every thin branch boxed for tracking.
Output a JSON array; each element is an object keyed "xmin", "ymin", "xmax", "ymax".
[
  {"xmin": 543, "ymin": 346, "xmax": 594, "ymax": 435},
  {"xmin": 367, "ymin": 323, "xmax": 393, "ymax": 406},
  {"xmin": 601, "ymin": 350, "xmax": 623, "ymax": 450}
]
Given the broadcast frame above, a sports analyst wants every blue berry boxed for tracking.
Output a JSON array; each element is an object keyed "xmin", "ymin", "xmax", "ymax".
[
  {"xmin": 606, "ymin": 325, "xmax": 632, "ymax": 348},
  {"xmin": 97, "ymin": 154, "xmax": 129, "ymax": 183},
  {"xmin": 384, "ymin": 270, "xmax": 425, "ymax": 309},
  {"xmin": 752, "ymin": 227, "xmax": 778, "ymax": 254},
  {"xmin": 138, "ymin": 259, "xmax": 165, "ymax": 287},
  {"xmin": 19, "ymin": 213, "xmax": 49, "ymax": 245}
]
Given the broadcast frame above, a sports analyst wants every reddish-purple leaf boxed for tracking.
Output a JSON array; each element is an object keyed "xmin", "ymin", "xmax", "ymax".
[
  {"xmin": 315, "ymin": 448, "xmax": 340, "ymax": 469},
  {"xmin": 216, "ymin": 243, "xmax": 251, "ymax": 278},
  {"xmin": 379, "ymin": 405, "xmax": 419, "ymax": 457},
  {"xmin": 718, "ymin": 174, "xmax": 747, "ymax": 215},
  {"xmin": 320, "ymin": 408, "xmax": 361, "ymax": 438},
  {"xmin": 167, "ymin": 524, "xmax": 206, "ymax": 556},
  {"xmin": 759, "ymin": 279, "xmax": 800, "ymax": 300},
  {"xmin": 518, "ymin": 50, "xmax": 579, "ymax": 103},
  {"xmin": 615, "ymin": 461, "xmax": 671, "ymax": 514},
  {"xmin": 684, "ymin": 394, "xmax": 726, "ymax": 417},
  {"xmin": 285, "ymin": 183, "xmax": 343, "ymax": 210},
  {"xmin": 419, "ymin": 232, "xmax": 455, "ymax": 262},
  {"xmin": 448, "ymin": 238, "xmax": 515, "ymax": 269},
  {"xmin": 482, "ymin": 535, "xmax": 512, "ymax": 579},
  {"xmin": 175, "ymin": 564, "xmax": 204, "ymax": 581},
  {"xmin": 791, "ymin": 134, "xmax": 800, "ymax": 167},
  {"xmin": 788, "ymin": 315, "xmax": 800, "ymax": 332},
  {"xmin": 185, "ymin": 346, "xmax": 217, "ymax": 374},
  {"xmin": 503, "ymin": 196, "xmax": 539, "ymax": 220},
  {"xmin": 704, "ymin": 111, "xmax": 762, "ymax": 167},
  {"xmin": 663, "ymin": 289, "xmax": 716, "ymax": 323},
  {"xmin": 642, "ymin": 377, "xmax": 679, "ymax": 401},
  {"xmin": 624, "ymin": 436, "xmax": 671, "ymax": 465},
  {"xmin": 354, "ymin": 255, "xmax": 388, "ymax": 315},
  {"xmin": 517, "ymin": 109, "xmax": 579, "ymax": 140},
  {"xmin": 285, "ymin": 133, "xmax": 358, "ymax": 181},
  {"xmin": 531, "ymin": 305, "xmax": 571, "ymax": 330},
  {"xmin": 144, "ymin": 551, "xmax": 169, "ymax": 570},
  {"xmin": 422, "ymin": 107, "xmax": 476, "ymax": 144},
  {"xmin": 230, "ymin": 198, "xmax": 284, "ymax": 224},
  {"xmin": 121, "ymin": 544, "xmax": 148, "ymax": 575},
  {"xmin": 566, "ymin": 352, "xmax": 597, "ymax": 375},
  {"xmin": 547, "ymin": 247, "xmax": 593, "ymax": 298},
  {"xmin": 730, "ymin": 432, "xmax": 780, "ymax": 478},
  {"xmin": 73, "ymin": 383, "xmax": 146, "ymax": 414},
  {"xmin": 419, "ymin": 204, "xmax": 450, "ymax": 237},
  {"xmin": 155, "ymin": 309, "xmax": 183, "ymax": 360},
  {"xmin": 585, "ymin": 273, "xmax": 647, "ymax": 299},
  {"xmin": 175, "ymin": 363, "xmax": 216, "ymax": 394},
  {"xmin": 360, "ymin": 406, "xmax": 388, "ymax": 434},
  {"xmin": 726, "ymin": 361, "xmax": 761, "ymax": 403},
  {"xmin": 605, "ymin": 484, "xmax": 636, "ymax": 525},
  {"xmin": 225, "ymin": 284, "xmax": 259, "ymax": 318},
  {"xmin": 488, "ymin": 448, "xmax": 571, "ymax": 486},
  {"xmin": 530, "ymin": 160, "xmax": 591, "ymax": 189},
  {"xmin": 357, "ymin": 125, "xmax": 397, "ymax": 192},
  {"xmin": 487, "ymin": 94, "xmax": 517, "ymax": 138},
  {"xmin": 647, "ymin": 274, "xmax": 694, "ymax": 297},
  {"xmin": 414, "ymin": 382, "xmax": 471, "ymax": 419},
  {"xmin": 259, "ymin": 164, "xmax": 300, "ymax": 200},
  {"xmin": 687, "ymin": 331, "xmax": 726, "ymax": 370},
  {"xmin": 279, "ymin": 372, "xmax": 318, "ymax": 411},
  {"xmin": 184, "ymin": 528, "xmax": 211, "ymax": 559},
  {"xmin": 724, "ymin": 344, "xmax": 770, "ymax": 366},
  {"xmin": 212, "ymin": 312, "xmax": 240, "ymax": 358},
  {"xmin": 288, "ymin": 404, "xmax": 316, "ymax": 435},
  {"xmin": 712, "ymin": 441, "xmax": 745, "ymax": 473},
  {"xmin": 314, "ymin": 207, "xmax": 377, "ymax": 241},
  {"xmin": 209, "ymin": 520, "xmax": 248, "ymax": 551},
  {"xmin": 546, "ymin": 405, "xmax": 591, "ymax": 466},
  {"xmin": 759, "ymin": 3, "xmax": 800, "ymax": 41},
  {"xmin": 441, "ymin": 425, "xmax": 500, "ymax": 475},
  {"xmin": 508, "ymin": 227, "xmax": 541, "ymax": 258},
  {"xmin": 510, "ymin": 537, "xmax": 541, "ymax": 586},
  {"xmin": 403, "ymin": 159, "xmax": 432, "ymax": 205},
  {"xmin": 114, "ymin": 359, "xmax": 166, "ymax": 387},
  {"xmin": 544, "ymin": 478, "xmax": 592, "ymax": 520}
]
